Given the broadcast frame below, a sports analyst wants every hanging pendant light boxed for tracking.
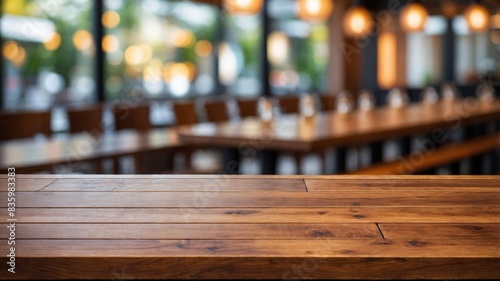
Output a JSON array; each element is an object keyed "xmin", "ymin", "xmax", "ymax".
[
  {"xmin": 400, "ymin": 1, "xmax": 429, "ymax": 32},
  {"xmin": 224, "ymin": 0, "xmax": 263, "ymax": 16},
  {"xmin": 342, "ymin": 1, "xmax": 373, "ymax": 38},
  {"xmin": 464, "ymin": 1, "xmax": 490, "ymax": 32},
  {"xmin": 297, "ymin": 0, "xmax": 334, "ymax": 21}
]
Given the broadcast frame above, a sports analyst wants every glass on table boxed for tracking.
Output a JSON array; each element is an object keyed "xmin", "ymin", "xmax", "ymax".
[
  {"xmin": 357, "ymin": 89, "xmax": 375, "ymax": 111},
  {"xmin": 386, "ymin": 87, "xmax": 410, "ymax": 108},
  {"xmin": 257, "ymin": 97, "xmax": 278, "ymax": 122},
  {"xmin": 441, "ymin": 82, "xmax": 460, "ymax": 102},
  {"xmin": 476, "ymin": 83, "xmax": 496, "ymax": 101},
  {"xmin": 299, "ymin": 93, "xmax": 319, "ymax": 117},
  {"xmin": 335, "ymin": 90, "xmax": 354, "ymax": 114},
  {"xmin": 421, "ymin": 86, "xmax": 439, "ymax": 104}
]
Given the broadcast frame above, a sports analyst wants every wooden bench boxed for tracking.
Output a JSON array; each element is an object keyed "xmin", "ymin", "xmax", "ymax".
[
  {"xmin": 1, "ymin": 174, "xmax": 498, "ymax": 280},
  {"xmin": 351, "ymin": 133, "xmax": 500, "ymax": 175}
]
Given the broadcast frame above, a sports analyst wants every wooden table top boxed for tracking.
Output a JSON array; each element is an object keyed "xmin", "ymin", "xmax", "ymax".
[
  {"xmin": 1, "ymin": 174, "xmax": 498, "ymax": 280},
  {"xmin": 0, "ymin": 128, "xmax": 182, "ymax": 173},
  {"xmin": 178, "ymin": 98, "xmax": 500, "ymax": 151}
]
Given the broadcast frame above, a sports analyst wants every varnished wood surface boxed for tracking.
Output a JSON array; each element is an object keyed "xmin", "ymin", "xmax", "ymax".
[
  {"xmin": 0, "ymin": 175, "xmax": 498, "ymax": 280},
  {"xmin": 178, "ymin": 98, "xmax": 500, "ymax": 151},
  {"xmin": 0, "ymin": 128, "xmax": 183, "ymax": 173}
]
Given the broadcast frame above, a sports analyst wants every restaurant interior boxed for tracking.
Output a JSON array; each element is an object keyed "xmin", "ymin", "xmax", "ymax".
[
  {"xmin": 1, "ymin": 0, "xmax": 499, "ymax": 176},
  {"xmin": 2, "ymin": 1, "xmax": 500, "ymax": 280}
]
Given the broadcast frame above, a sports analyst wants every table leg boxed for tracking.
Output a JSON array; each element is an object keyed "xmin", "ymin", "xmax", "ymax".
[
  {"xmin": 399, "ymin": 136, "xmax": 412, "ymax": 155},
  {"xmin": 222, "ymin": 148, "xmax": 240, "ymax": 174},
  {"xmin": 370, "ymin": 141, "xmax": 383, "ymax": 164},
  {"xmin": 466, "ymin": 124, "xmax": 487, "ymax": 175},
  {"xmin": 259, "ymin": 150, "xmax": 277, "ymax": 175},
  {"xmin": 335, "ymin": 148, "xmax": 347, "ymax": 173}
]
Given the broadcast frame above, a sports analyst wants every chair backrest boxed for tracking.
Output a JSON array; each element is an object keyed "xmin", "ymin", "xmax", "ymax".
[
  {"xmin": 320, "ymin": 95, "xmax": 336, "ymax": 111},
  {"xmin": 172, "ymin": 102, "xmax": 199, "ymax": 126},
  {"xmin": 112, "ymin": 103, "xmax": 151, "ymax": 131},
  {"xmin": 0, "ymin": 110, "xmax": 51, "ymax": 141},
  {"xmin": 67, "ymin": 104, "xmax": 103, "ymax": 134},
  {"xmin": 204, "ymin": 100, "xmax": 229, "ymax": 123},
  {"xmin": 278, "ymin": 95, "xmax": 300, "ymax": 114},
  {"xmin": 237, "ymin": 98, "xmax": 258, "ymax": 118}
]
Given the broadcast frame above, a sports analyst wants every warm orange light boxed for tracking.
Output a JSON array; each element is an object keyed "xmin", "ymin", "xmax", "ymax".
[
  {"xmin": 464, "ymin": 3, "xmax": 490, "ymax": 32},
  {"xmin": 195, "ymin": 40, "xmax": 212, "ymax": 57},
  {"xmin": 172, "ymin": 29, "xmax": 195, "ymax": 48},
  {"xmin": 2, "ymin": 41, "xmax": 19, "ymax": 60},
  {"xmin": 73, "ymin": 30, "xmax": 93, "ymax": 51},
  {"xmin": 102, "ymin": 34, "xmax": 119, "ymax": 53},
  {"xmin": 297, "ymin": 0, "xmax": 334, "ymax": 21},
  {"xmin": 224, "ymin": 0, "xmax": 263, "ymax": 16},
  {"xmin": 377, "ymin": 32, "xmax": 397, "ymax": 89},
  {"xmin": 400, "ymin": 2, "xmax": 428, "ymax": 32},
  {"xmin": 138, "ymin": 44, "xmax": 152, "ymax": 62},
  {"xmin": 11, "ymin": 46, "xmax": 26, "ymax": 67},
  {"xmin": 43, "ymin": 32, "xmax": 62, "ymax": 51},
  {"xmin": 102, "ymin": 11, "xmax": 121, "ymax": 29},
  {"xmin": 343, "ymin": 6, "xmax": 373, "ymax": 37},
  {"xmin": 124, "ymin": 45, "xmax": 143, "ymax": 65},
  {"xmin": 143, "ymin": 60, "xmax": 163, "ymax": 82}
]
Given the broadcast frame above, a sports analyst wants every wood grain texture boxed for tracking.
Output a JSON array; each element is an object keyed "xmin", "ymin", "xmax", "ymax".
[
  {"xmin": 12, "ymin": 207, "xmax": 500, "ymax": 224},
  {"xmin": 3, "ymin": 256, "xmax": 498, "ymax": 280},
  {"xmin": 35, "ymin": 178, "xmax": 306, "ymax": 192},
  {"xmin": 7, "ymin": 190, "xmax": 499, "ymax": 208},
  {"xmin": 379, "ymin": 223, "xmax": 500, "ymax": 239},
  {"xmin": 3, "ymin": 223, "xmax": 380, "ymax": 240},
  {"xmin": 1, "ymin": 175, "xmax": 498, "ymax": 280}
]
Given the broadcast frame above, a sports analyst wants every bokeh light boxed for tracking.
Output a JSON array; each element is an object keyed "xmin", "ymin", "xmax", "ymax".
[
  {"xmin": 73, "ymin": 30, "xmax": 93, "ymax": 51},
  {"xmin": 43, "ymin": 32, "xmax": 62, "ymax": 51},
  {"xmin": 102, "ymin": 34, "xmax": 119, "ymax": 53},
  {"xmin": 195, "ymin": 40, "xmax": 212, "ymax": 57},
  {"xmin": 102, "ymin": 10, "xmax": 121, "ymax": 29}
]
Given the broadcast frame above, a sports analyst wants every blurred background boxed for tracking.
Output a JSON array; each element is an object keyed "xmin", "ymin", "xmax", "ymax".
[{"xmin": 1, "ymin": 0, "xmax": 499, "ymax": 175}]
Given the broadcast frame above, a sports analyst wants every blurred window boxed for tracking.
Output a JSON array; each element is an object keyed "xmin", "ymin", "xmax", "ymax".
[
  {"xmin": 1, "ymin": 0, "xmax": 95, "ymax": 109},
  {"xmin": 104, "ymin": 0, "xmax": 218, "ymax": 100}
]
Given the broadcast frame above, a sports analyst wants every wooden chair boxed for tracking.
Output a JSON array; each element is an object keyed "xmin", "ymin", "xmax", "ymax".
[
  {"xmin": 204, "ymin": 100, "xmax": 230, "ymax": 123},
  {"xmin": 67, "ymin": 104, "xmax": 104, "ymax": 134},
  {"xmin": 278, "ymin": 95, "xmax": 300, "ymax": 114},
  {"xmin": 0, "ymin": 110, "xmax": 51, "ymax": 141},
  {"xmin": 113, "ymin": 103, "xmax": 152, "ymax": 132},
  {"xmin": 112, "ymin": 103, "xmax": 152, "ymax": 173},
  {"xmin": 172, "ymin": 101, "xmax": 221, "ymax": 173},
  {"xmin": 66, "ymin": 104, "xmax": 105, "ymax": 173},
  {"xmin": 237, "ymin": 98, "xmax": 258, "ymax": 118},
  {"xmin": 172, "ymin": 102, "xmax": 199, "ymax": 126}
]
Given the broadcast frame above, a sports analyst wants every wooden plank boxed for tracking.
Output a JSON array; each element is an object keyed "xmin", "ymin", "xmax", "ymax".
[
  {"xmin": 305, "ymin": 177, "xmax": 500, "ymax": 191},
  {"xmin": 37, "ymin": 178, "xmax": 307, "ymax": 192},
  {"xmin": 3, "ymin": 174, "xmax": 499, "ymax": 180},
  {"xmin": 0, "ymin": 178, "xmax": 55, "ymax": 192},
  {"xmin": 7, "ymin": 191, "xmax": 499, "ymax": 208},
  {"xmin": 3, "ymin": 223, "xmax": 380, "ymax": 240},
  {"xmin": 350, "ymin": 133, "xmax": 500, "ymax": 175},
  {"xmin": 3, "ymin": 239, "xmax": 498, "ymax": 258},
  {"xmin": 3, "ymin": 256, "xmax": 498, "ymax": 280},
  {"xmin": 14, "ymin": 207, "xmax": 500, "ymax": 224},
  {"xmin": 379, "ymin": 223, "xmax": 500, "ymax": 240}
]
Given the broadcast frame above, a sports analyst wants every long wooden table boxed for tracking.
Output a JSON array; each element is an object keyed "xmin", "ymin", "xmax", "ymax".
[
  {"xmin": 0, "ymin": 128, "xmax": 182, "ymax": 173},
  {"xmin": 178, "ymin": 98, "xmax": 500, "ymax": 174},
  {"xmin": 1, "ymin": 174, "xmax": 498, "ymax": 280}
]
